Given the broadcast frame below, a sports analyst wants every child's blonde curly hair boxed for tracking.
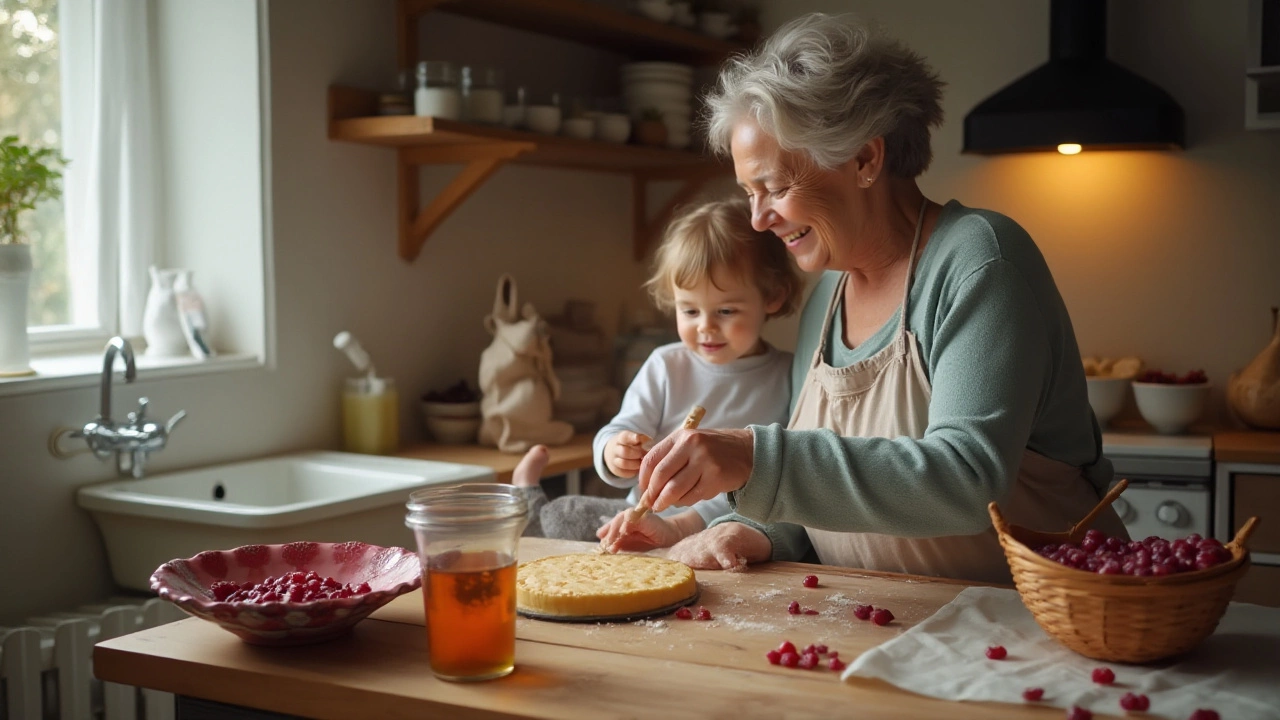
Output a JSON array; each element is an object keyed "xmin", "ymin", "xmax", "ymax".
[{"xmin": 644, "ymin": 197, "xmax": 803, "ymax": 319}]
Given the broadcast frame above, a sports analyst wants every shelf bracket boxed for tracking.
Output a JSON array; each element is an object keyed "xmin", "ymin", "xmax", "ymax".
[
  {"xmin": 631, "ymin": 166, "xmax": 725, "ymax": 261},
  {"xmin": 397, "ymin": 142, "xmax": 534, "ymax": 262}
]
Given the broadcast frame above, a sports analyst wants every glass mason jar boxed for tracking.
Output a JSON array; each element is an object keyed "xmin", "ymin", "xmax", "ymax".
[
  {"xmin": 405, "ymin": 484, "xmax": 529, "ymax": 681},
  {"xmin": 414, "ymin": 60, "xmax": 461, "ymax": 120},
  {"xmin": 462, "ymin": 65, "xmax": 504, "ymax": 124}
]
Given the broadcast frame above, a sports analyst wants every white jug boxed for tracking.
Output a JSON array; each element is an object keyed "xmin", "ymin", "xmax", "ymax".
[{"xmin": 142, "ymin": 266, "xmax": 189, "ymax": 357}]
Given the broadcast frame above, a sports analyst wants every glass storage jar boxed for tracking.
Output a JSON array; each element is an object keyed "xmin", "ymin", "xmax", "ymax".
[
  {"xmin": 462, "ymin": 66, "xmax": 504, "ymax": 124},
  {"xmin": 414, "ymin": 60, "xmax": 461, "ymax": 120}
]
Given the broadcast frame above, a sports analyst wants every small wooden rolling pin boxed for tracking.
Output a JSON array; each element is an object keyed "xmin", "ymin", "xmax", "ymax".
[{"xmin": 626, "ymin": 404, "xmax": 705, "ymax": 522}]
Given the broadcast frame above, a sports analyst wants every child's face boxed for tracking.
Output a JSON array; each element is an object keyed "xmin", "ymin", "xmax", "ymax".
[{"xmin": 672, "ymin": 268, "xmax": 783, "ymax": 365}]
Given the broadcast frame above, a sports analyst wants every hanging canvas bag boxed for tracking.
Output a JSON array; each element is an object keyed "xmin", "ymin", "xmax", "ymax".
[{"xmin": 477, "ymin": 274, "xmax": 575, "ymax": 453}]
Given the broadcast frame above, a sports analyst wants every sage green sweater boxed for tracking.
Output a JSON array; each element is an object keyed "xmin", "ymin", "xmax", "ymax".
[{"xmin": 710, "ymin": 200, "xmax": 1110, "ymax": 562}]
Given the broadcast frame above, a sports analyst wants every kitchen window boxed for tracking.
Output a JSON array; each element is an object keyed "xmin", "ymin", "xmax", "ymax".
[{"xmin": 0, "ymin": 0, "xmax": 271, "ymax": 395}]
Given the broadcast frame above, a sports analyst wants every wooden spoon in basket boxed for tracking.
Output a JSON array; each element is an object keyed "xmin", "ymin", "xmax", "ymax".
[{"xmin": 989, "ymin": 478, "xmax": 1261, "ymax": 555}]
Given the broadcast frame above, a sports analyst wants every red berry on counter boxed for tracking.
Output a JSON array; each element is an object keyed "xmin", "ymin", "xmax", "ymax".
[
  {"xmin": 765, "ymin": 650, "xmax": 782, "ymax": 665},
  {"xmin": 1188, "ymin": 711, "xmax": 1220, "ymax": 720},
  {"xmin": 985, "ymin": 645, "xmax": 1007, "ymax": 660},
  {"xmin": 788, "ymin": 600, "xmax": 801, "ymax": 615},
  {"xmin": 797, "ymin": 652, "xmax": 819, "ymax": 670},
  {"xmin": 814, "ymin": 643, "xmax": 828, "ymax": 654},
  {"xmin": 780, "ymin": 652, "xmax": 800, "ymax": 668},
  {"xmin": 695, "ymin": 606, "xmax": 712, "ymax": 621},
  {"xmin": 829, "ymin": 657, "xmax": 846, "ymax": 671},
  {"xmin": 853, "ymin": 604, "xmax": 873, "ymax": 620},
  {"xmin": 674, "ymin": 606, "xmax": 692, "ymax": 619},
  {"xmin": 1022, "ymin": 688, "xmax": 1044, "ymax": 702},
  {"xmin": 1091, "ymin": 667, "xmax": 1115, "ymax": 685},
  {"xmin": 1119, "ymin": 693, "xmax": 1150, "ymax": 711},
  {"xmin": 801, "ymin": 643, "xmax": 817, "ymax": 655},
  {"xmin": 803, "ymin": 608, "xmax": 819, "ymax": 615},
  {"xmin": 777, "ymin": 640, "xmax": 796, "ymax": 655},
  {"xmin": 870, "ymin": 608, "xmax": 894, "ymax": 626},
  {"xmin": 802, "ymin": 574, "xmax": 819, "ymax": 588},
  {"xmin": 827, "ymin": 651, "xmax": 838, "ymax": 659},
  {"xmin": 1067, "ymin": 706, "xmax": 1092, "ymax": 720}
]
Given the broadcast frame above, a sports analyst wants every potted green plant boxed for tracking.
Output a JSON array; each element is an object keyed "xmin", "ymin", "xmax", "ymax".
[{"xmin": 1, "ymin": 134, "xmax": 66, "ymax": 376}]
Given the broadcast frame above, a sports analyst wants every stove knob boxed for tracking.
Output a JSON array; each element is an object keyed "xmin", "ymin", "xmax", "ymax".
[
  {"xmin": 1112, "ymin": 497, "xmax": 1135, "ymax": 522},
  {"xmin": 1156, "ymin": 501, "xmax": 1188, "ymax": 528}
]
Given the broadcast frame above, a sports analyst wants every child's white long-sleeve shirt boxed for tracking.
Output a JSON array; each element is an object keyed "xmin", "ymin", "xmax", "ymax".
[{"xmin": 592, "ymin": 341, "xmax": 793, "ymax": 526}]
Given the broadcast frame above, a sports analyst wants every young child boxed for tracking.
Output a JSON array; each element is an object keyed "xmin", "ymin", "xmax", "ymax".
[{"xmin": 513, "ymin": 197, "xmax": 803, "ymax": 549}]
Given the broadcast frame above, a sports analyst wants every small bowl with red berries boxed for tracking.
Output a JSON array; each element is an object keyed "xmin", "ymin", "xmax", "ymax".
[
  {"xmin": 1131, "ymin": 368, "xmax": 1210, "ymax": 435},
  {"xmin": 150, "ymin": 541, "xmax": 421, "ymax": 646}
]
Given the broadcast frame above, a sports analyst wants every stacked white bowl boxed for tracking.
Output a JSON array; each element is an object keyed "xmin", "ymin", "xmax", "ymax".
[{"xmin": 621, "ymin": 61, "xmax": 694, "ymax": 150}]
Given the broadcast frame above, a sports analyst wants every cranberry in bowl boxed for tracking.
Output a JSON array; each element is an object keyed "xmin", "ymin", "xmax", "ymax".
[{"xmin": 150, "ymin": 541, "xmax": 421, "ymax": 646}]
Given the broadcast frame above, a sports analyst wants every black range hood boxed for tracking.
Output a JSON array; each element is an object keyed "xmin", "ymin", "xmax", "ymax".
[{"xmin": 963, "ymin": 0, "xmax": 1184, "ymax": 154}]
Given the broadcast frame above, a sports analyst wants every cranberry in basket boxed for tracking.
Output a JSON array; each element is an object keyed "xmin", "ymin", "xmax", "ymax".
[{"xmin": 1036, "ymin": 529, "xmax": 1232, "ymax": 576}]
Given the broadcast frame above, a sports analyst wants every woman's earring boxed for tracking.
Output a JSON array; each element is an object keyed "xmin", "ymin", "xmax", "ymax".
[{"xmin": 863, "ymin": 176, "xmax": 874, "ymax": 187}]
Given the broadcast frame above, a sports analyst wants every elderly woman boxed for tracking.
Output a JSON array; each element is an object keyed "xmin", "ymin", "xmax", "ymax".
[{"xmin": 631, "ymin": 13, "xmax": 1126, "ymax": 583}]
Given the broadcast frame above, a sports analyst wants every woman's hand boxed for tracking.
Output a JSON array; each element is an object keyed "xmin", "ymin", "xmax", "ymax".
[
  {"xmin": 637, "ymin": 428, "xmax": 754, "ymax": 513},
  {"xmin": 604, "ymin": 430, "xmax": 652, "ymax": 478},
  {"xmin": 596, "ymin": 509, "xmax": 685, "ymax": 552},
  {"xmin": 665, "ymin": 522, "xmax": 772, "ymax": 570}
]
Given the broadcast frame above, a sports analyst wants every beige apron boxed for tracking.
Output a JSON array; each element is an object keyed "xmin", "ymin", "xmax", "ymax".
[{"xmin": 793, "ymin": 200, "xmax": 1126, "ymax": 584}]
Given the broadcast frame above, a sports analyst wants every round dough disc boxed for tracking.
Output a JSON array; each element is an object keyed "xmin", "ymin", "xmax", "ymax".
[{"xmin": 517, "ymin": 553, "xmax": 698, "ymax": 619}]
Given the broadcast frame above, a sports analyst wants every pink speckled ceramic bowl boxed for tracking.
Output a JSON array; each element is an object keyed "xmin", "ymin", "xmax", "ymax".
[{"xmin": 150, "ymin": 541, "xmax": 421, "ymax": 646}]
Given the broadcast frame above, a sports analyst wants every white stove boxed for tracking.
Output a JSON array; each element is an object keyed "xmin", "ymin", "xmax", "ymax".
[{"xmin": 1102, "ymin": 432, "xmax": 1214, "ymax": 541}]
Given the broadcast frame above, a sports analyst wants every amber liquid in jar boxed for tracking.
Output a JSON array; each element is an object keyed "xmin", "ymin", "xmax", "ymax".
[{"xmin": 423, "ymin": 550, "xmax": 517, "ymax": 681}]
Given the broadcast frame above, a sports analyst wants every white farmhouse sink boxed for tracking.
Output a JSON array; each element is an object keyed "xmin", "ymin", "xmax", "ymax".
[{"xmin": 77, "ymin": 451, "xmax": 495, "ymax": 590}]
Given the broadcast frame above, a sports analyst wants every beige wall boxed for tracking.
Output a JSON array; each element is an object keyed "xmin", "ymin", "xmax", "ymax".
[
  {"xmin": 0, "ymin": 0, "xmax": 1275, "ymax": 621},
  {"xmin": 760, "ymin": 0, "xmax": 1280, "ymax": 424}
]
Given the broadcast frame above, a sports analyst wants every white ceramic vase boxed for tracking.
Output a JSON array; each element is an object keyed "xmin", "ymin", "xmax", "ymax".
[
  {"xmin": 0, "ymin": 243, "xmax": 34, "ymax": 376},
  {"xmin": 142, "ymin": 266, "xmax": 190, "ymax": 357}
]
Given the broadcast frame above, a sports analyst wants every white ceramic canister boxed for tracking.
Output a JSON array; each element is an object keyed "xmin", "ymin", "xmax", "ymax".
[
  {"xmin": 415, "ymin": 60, "xmax": 461, "ymax": 120},
  {"xmin": 462, "ymin": 66, "xmax": 504, "ymax": 124},
  {"xmin": 0, "ymin": 243, "xmax": 34, "ymax": 376}
]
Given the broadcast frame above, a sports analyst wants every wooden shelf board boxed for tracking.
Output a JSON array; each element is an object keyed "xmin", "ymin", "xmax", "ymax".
[
  {"xmin": 405, "ymin": 0, "xmax": 748, "ymax": 65},
  {"xmin": 331, "ymin": 115, "xmax": 716, "ymax": 172}
]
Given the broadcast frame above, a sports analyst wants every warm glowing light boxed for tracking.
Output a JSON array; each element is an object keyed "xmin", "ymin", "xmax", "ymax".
[{"xmin": 1057, "ymin": 143, "xmax": 1082, "ymax": 155}]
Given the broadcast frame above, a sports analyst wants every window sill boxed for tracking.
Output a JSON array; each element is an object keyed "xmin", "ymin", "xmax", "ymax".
[{"xmin": 0, "ymin": 351, "xmax": 263, "ymax": 398}]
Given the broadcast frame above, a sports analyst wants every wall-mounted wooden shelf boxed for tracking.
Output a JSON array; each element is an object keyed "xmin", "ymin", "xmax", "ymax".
[
  {"xmin": 329, "ymin": 85, "xmax": 727, "ymax": 262},
  {"xmin": 396, "ymin": 0, "xmax": 749, "ymax": 70}
]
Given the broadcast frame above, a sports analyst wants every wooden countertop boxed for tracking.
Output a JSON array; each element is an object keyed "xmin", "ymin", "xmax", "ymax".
[
  {"xmin": 1213, "ymin": 431, "xmax": 1280, "ymax": 465},
  {"xmin": 94, "ymin": 538, "xmax": 1073, "ymax": 719},
  {"xmin": 397, "ymin": 434, "xmax": 596, "ymax": 482}
]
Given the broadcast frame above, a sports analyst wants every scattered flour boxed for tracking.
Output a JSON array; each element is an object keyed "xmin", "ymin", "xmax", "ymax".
[
  {"xmin": 633, "ymin": 619, "xmax": 669, "ymax": 633},
  {"xmin": 721, "ymin": 595, "xmax": 747, "ymax": 606},
  {"xmin": 756, "ymin": 588, "xmax": 785, "ymax": 601},
  {"xmin": 713, "ymin": 614, "xmax": 783, "ymax": 634},
  {"xmin": 823, "ymin": 592, "xmax": 862, "ymax": 607}
]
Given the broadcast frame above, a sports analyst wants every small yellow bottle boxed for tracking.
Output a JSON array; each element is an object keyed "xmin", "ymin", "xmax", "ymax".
[{"xmin": 342, "ymin": 376, "xmax": 399, "ymax": 455}]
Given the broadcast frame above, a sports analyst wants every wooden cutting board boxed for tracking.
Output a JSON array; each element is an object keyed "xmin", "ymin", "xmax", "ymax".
[{"xmin": 374, "ymin": 538, "xmax": 978, "ymax": 676}]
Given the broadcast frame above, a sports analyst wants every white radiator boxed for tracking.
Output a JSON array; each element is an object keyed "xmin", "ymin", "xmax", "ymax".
[{"xmin": 0, "ymin": 597, "xmax": 186, "ymax": 720}]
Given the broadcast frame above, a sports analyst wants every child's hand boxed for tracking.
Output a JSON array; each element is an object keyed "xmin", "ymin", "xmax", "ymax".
[
  {"xmin": 604, "ymin": 430, "xmax": 652, "ymax": 478},
  {"xmin": 597, "ymin": 509, "xmax": 683, "ymax": 552}
]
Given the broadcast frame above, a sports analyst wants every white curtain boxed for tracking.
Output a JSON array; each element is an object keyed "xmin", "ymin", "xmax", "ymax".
[{"xmin": 62, "ymin": 0, "xmax": 160, "ymax": 338}]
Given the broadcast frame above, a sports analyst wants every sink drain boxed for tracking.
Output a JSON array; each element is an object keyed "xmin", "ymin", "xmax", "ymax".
[{"xmin": 213, "ymin": 482, "xmax": 226, "ymax": 500}]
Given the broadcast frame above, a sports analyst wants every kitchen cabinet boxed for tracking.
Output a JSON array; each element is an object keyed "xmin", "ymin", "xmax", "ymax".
[
  {"xmin": 330, "ymin": 0, "xmax": 748, "ymax": 263},
  {"xmin": 1214, "ymin": 431, "xmax": 1280, "ymax": 607},
  {"xmin": 1246, "ymin": 0, "xmax": 1280, "ymax": 129}
]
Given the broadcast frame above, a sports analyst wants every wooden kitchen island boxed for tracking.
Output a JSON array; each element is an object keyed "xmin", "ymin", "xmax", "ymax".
[{"xmin": 94, "ymin": 538, "xmax": 1071, "ymax": 719}]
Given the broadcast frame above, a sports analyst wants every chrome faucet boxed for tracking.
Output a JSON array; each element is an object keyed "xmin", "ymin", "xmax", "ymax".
[{"xmin": 74, "ymin": 337, "xmax": 186, "ymax": 478}]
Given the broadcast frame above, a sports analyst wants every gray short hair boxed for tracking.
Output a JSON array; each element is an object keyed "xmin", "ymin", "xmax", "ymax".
[{"xmin": 705, "ymin": 13, "xmax": 945, "ymax": 177}]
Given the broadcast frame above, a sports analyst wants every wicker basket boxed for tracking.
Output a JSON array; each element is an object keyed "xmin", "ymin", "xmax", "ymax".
[{"xmin": 988, "ymin": 479, "xmax": 1259, "ymax": 664}]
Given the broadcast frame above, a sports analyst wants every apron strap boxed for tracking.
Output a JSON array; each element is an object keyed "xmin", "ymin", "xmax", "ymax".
[{"xmin": 896, "ymin": 198, "xmax": 929, "ymax": 337}]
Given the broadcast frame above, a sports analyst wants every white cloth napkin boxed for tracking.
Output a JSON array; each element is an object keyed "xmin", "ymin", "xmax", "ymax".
[{"xmin": 843, "ymin": 586, "xmax": 1280, "ymax": 720}]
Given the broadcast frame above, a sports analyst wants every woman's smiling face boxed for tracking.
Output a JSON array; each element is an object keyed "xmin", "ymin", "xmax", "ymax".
[{"xmin": 731, "ymin": 118, "xmax": 863, "ymax": 273}]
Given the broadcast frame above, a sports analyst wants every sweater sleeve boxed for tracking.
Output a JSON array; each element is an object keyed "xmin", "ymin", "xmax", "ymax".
[
  {"xmin": 593, "ymin": 351, "xmax": 667, "ymax": 489},
  {"xmin": 735, "ymin": 259, "xmax": 1051, "ymax": 537}
]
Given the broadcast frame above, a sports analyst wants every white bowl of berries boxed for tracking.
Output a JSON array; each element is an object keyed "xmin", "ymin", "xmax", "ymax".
[
  {"xmin": 1132, "ymin": 369, "xmax": 1210, "ymax": 435},
  {"xmin": 150, "ymin": 541, "xmax": 421, "ymax": 646}
]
